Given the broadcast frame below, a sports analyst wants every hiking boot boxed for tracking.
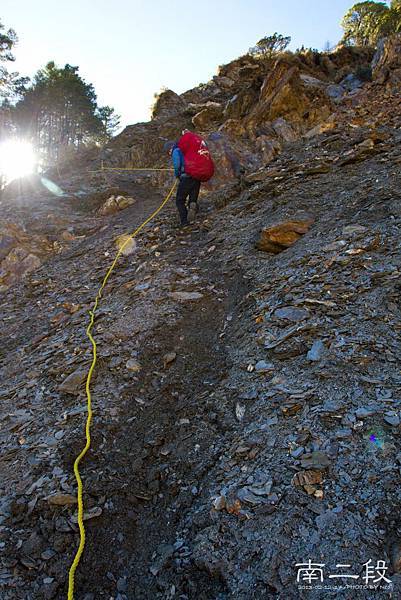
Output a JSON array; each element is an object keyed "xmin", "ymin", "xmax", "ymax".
[{"xmin": 188, "ymin": 202, "xmax": 198, "ymax": 223}]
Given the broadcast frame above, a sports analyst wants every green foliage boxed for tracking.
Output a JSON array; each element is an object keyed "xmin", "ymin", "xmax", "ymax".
[
  {"xmin": 0, "ymin": 18, "xmax": 120, "ymax": 167},
  {"xmin": 249, "ymin": 32, "xmax": 291, "ymax": 58},
  {"xmin": 0, "ymin": 18, "xmax": 28, "ymax": 148},
  {"xmin": 296, "ymin": 46, "xmax": 320, "ymax": 54},
  {"xmin": 95, "ymin": 105, "xmax": 121, "ymax": 142},
  {"xmin": 0, "ymin": 19, "xmax": 16, "ymax": 63},
  {"xmin": 341, "ymin": 1, "xmax": 401, "ymax": 46},
  {"xmin": 390, "ymin": 0, "xmax": 401, "ymax": 31},
  {"xmin": 12, "ymin": 62, "xmax": 118, "ymax": 164},
  {"xmin": 0, "ymin": 18, "xmax": 25, "ymax": 99}
]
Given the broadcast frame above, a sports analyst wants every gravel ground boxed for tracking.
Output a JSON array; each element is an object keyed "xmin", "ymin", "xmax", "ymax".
[{"xmin": 1, "ymin": 112, "xmax": 401, "ymax": 599}]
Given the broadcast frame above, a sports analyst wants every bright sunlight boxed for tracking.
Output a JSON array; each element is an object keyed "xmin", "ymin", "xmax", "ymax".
[{"xmin": 0, "ymin": 140, "xmax": 37, "ymax": 183}]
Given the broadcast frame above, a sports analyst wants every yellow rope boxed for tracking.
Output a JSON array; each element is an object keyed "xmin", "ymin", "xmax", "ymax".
[
  {"xmin": 89, "ymin": 167, "xmax": 174, "ymax": 173},
  {"xmin": 67, "ymin": 180, "xmax": 177, "ymax": 600}
]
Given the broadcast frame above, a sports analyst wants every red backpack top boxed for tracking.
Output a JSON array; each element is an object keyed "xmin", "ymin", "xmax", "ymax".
[{"xmin": 178, "ymin": 132, "xmax": 215, "ymax": 182}]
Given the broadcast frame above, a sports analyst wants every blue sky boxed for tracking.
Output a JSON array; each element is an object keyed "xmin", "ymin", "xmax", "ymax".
[{"xmin": 1, "ymin": 1, "xmax": 377, "ymax": 128}]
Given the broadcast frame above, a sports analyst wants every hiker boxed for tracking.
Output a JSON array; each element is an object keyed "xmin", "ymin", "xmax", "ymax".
[{"xmin": 164, "ymin": 130, "xmax": 214, "ymax": 227}]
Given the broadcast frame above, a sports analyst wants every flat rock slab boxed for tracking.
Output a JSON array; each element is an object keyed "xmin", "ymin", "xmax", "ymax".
[
  {"xmin": 59, "ymin": 369, "xmax": 87, "ymax": 395},
  {"xmin": 168, "ymin": 291, "xmax": 204, "ymax": 301},
  {"xmin": 274, "ymin": 306, "xmax": 310, "ymax": 321},
  {"xmin": 256, "ymin": 217, "xmax": 314, "ymax": 254},
  {"xmin": 125, "ymin": 359, "xmax": 141, "ymax": 372},
  {"xmin": 300, "ymin": 451, "xmax": 331, "ymax": 470}
]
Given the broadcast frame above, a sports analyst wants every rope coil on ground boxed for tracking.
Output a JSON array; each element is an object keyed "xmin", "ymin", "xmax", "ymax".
[{"xmin": 67, "ymin": 179, "xmax": 177, "ymax": 600}]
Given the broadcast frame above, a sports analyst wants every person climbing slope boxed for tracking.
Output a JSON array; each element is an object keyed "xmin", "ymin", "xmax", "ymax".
[{"xmin": 165, "ymin": 129, "xmax": 215, "ymax": 227}]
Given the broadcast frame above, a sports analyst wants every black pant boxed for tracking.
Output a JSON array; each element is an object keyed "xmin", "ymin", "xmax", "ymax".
[{"xmin": 175, "ymin": 176, "xmax": 201, "ymax": 224}]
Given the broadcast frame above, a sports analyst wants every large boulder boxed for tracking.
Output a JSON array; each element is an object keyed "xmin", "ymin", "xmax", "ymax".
[
  {"xmin": 218, "ymin": 118, "xmax": 247, "ymax": 138},
  {"xmin": 0, "ymin": 223, "xmax": 54, "ymax": 289},
  {"xmin": 151, "ymin": 89, "xmax": 187, "ymax": 120},
  {"xmin": 255, "ymin": 135, "xmax": 281, "ymax": 165},
  {"xmin": 1, "ymin": 248, "xmax": 42, "ymax": 285},
  {"xmin": 271, "ymin": 118, "xmax": 298, "ymax": 143},
  {"xmin": 182, "ymin": 80, "xmax": 223, "ymax": 105},
  {"xmin": 224, "ymin": 87, "xmax": 260, "ymax": 120},
  {"xmin": 217, "ymin": 55, "xmax": 265, "ymax": 86},
  {"xmin": 204, "ymin": 132, "xmax": 260, "ymax": 188},
  {"xmin": 309, "ymin": 45, "xmax": 374, "ymax": 82},
  {"xmin": 256, "ymin": 216, "xmax": 315, "ymax": 254},
  {"xmin": 212, "ymin": 75, "xmax": 236, "ymax": 90},
  {"xmin": 340, "ymin": 73, "xmax": 364, "ymax": 91},
  {"xmin": 101, "ymin": 117, "xmax": 191, "ymax": 180},
  {"xmin": 192, "ymin": 102, "xmax": 224, "ymax": 131},
  {"xmin": 372, "ymin": 34, "xmax": 401, "ymax": 88},
  {"xmin": 326, "ymin": 83, "xmax": 346, "ymax": 102},
  {"xmin": 244, "ymin": 58, "xmax": 332, "ymax": 138},
  {"xmin": 97, "ymin": 195, "xmax": 136, "ymax": 216}
]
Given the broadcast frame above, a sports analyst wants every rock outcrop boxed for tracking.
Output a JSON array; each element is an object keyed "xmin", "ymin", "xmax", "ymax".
[
  {"xmin": 244, "ymin": 59, "xmax": 332, "ymax": 137},
  {"xmin": 151, "ymin": 88, "xmax": 187, "ymax": 120},
  {"xmin": 85, "ymin": 46, "xmax": 376, "ymax": 190},
  {"xmin": 0, "ymin": 223, "xmax": 54, "ymax": 290},
  {"xmin": 191, "ymin": 101, "xmax": 224, "ymax": 131},
  {"xmin": 372, "ymin": 33, "xmax": 401, "ymax": 88}
]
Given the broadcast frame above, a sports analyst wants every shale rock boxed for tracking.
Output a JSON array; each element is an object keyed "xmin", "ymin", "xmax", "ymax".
[
  {"xmin": 59, "ymin": 369, "xmax": 87, "ymax": 395},
  {"xmin": 372, "ymin": 33, "xmax": 401, "ymax": 87},
  {"xmin": 192, "ymin": 102, "xmax": 224, "ymax": 131},
  {"xmin": 244, "ymin": 58, "xmax": 332, "ymax": 137}
]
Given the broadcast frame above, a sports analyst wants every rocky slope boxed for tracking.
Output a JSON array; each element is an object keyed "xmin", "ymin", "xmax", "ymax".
[{"xmin": 0, "ymin": 37, "xmax": 401, "ymax": 599}]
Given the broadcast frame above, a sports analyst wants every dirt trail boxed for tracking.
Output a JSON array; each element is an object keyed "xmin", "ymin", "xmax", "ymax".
[
  {"xmin": 66, "ymin": 224, "xmax": 248, "ymax": 599},
  {"xmin": 0, "ymin": 181, "xmax": 249, "ymax": 599}
]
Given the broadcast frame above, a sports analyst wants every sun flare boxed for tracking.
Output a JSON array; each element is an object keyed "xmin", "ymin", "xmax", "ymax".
[{"xmin": 0, "ymin": 140, "xmax": 37, "ymax": 183}]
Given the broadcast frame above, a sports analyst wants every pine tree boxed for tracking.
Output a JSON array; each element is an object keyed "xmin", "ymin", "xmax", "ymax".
[
  {"xmin": 13, "ymin": 62, "xmax": 113, "ymax": 164},
  {"xmin": 95, "ymin": 105, "xmax": 121, "ymax": 143},
  {"xmin": 341, "ymin": 1, "xmax": 400, "ymax": 46},
  {"xmin": 249, "ymin": 33, "xmax": 291, "ymax": 58},
  {"xmin": 0, "ymin": 19, "xmax": 23, "ymax": 99}
]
